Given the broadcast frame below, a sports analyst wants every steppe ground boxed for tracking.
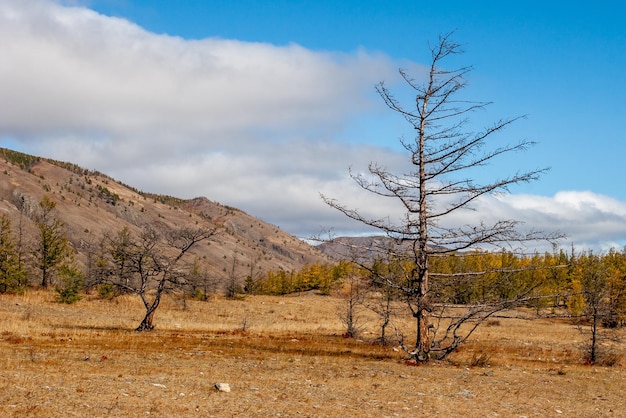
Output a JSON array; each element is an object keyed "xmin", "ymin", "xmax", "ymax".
[{"xmin": 0, "ymin": 291, "xmax": 624, "ymax": 417}]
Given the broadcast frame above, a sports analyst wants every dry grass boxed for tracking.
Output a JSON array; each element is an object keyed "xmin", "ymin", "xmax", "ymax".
[{"xmin": 0, "ymin": 291, "xmax": 624, "ymax": 417}]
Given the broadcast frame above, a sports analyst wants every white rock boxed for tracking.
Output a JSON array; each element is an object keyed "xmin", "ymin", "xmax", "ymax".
[
  {"xmin": 215, "ymin": 383, "xmax": 231, "ymax": 392},
  {"xmin": 458, "ymin": 389, "xmax": 473, "ymax": 398}
]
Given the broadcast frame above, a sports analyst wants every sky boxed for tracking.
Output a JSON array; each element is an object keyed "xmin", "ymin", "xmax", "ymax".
[{"xmin": 1, "ymin": 0, "xmax": 625, "ymax": 252}]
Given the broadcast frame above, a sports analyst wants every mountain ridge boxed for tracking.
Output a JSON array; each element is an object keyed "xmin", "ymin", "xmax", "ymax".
[{"xmin": 0, "ymin": 148, "xmax": 330, "ymax": 289}]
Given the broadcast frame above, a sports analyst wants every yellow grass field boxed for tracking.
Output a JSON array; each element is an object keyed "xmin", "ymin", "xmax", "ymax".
[{"xmin": 0, "ymin": 291, "xmax": 624, "ymax": 417}]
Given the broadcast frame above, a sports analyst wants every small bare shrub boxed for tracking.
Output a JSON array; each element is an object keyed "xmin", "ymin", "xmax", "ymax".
[
  {"xmin": 470, "ymin": 351, "xmax": 491, "ymax": 367},
  {"xmin": 593, "ymin": 352, "xmax": 622, "ymax": 367}
]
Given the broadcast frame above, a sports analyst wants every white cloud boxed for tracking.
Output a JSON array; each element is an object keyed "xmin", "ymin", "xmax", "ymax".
[
  {"xmin": 1, "ymin": 1, "xmax": 625, "ymax": 253},
  {"xmin": 0, "ymin": 0, "xmax": 398, "ymax": 226},
  {"xmin": 1, "ymin": 0, "xmax": 393, "ymax": 138},
  {"xmin": 440, "ymin": 191, "xmax": 626, "ymax": 252},
  {"xmin": 500, "ymin": 191, "xmax": 626, "ymax": 250}
]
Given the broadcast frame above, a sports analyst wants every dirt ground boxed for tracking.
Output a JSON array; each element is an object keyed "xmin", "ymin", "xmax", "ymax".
[{"xmin": 0, "ymin": 291, "xmax": 624, "ymax": 417}]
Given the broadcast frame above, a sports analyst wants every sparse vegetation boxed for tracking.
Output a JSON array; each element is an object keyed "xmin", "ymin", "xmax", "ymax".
[
  {"xmin": 95, "ymin": 184, "xmax": 120, "ymax": 205},
  {"xmin": 1, "ymin": 147, "xmax": 40, "ymax": 170},
  {"xmin": 0, "ymin": 290, "xmax": 623, "ymax": 417}
]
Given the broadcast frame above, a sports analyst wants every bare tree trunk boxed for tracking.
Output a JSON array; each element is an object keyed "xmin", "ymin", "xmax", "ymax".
[
  {"xmin": 416, "ymin": 64, "xmax": 430, "ymax": 359},
  {"xmin": 338, "ymin": 275, "xmax": 367, "ymax": 338},
  {"xmin": 226, "ymin": 255, "xmax": 239, "ymax": 298},
  {"xmin": 136, "ymin": 295, "xmax": 160, "ymax": 331},
  {"xmin": 415, "ymin": 306, "xmax": 430, "ymax": 359},
  {"xmin": 17, "ymin": 197, "xmax": 24, "ymax": 273},
  {"xmin": 41, "ymin": 264, "xmax": 48, "ymax": 288},
  {"xmin": 136, "ymin": 309, "xmax": 156, "ymax": 331},
  {"xmin": 378, "ymin": 294, "xmax": 391, "ymax": 344},
  {"xmin": 589, "ymin": 304, "xmax": 599, "ymax": 364},
  {"xmin": 414, "ymin": 262, "xmax": 430, "ymax": 359}
]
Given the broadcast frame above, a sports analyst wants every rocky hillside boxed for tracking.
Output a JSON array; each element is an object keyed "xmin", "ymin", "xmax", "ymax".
[
  {"xmin": 0, "ymin": 148, "xmax": 330, "ymax": 287},
  {"xmin": 316, "ymin": 235, "xmax": 407, "ymax": 263},
  {"xmin": 316, "ymin": 235, "xmax": 439, "ymax": 263}
]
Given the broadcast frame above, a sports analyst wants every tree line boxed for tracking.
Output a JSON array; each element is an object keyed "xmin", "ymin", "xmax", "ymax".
[
  {"xmin": 0, "ymin": 195, "xmax": 74, "ymax": 294},
  {"xmin": 252, "ymin": 246, "xmax": 625, "ymax": 364}
]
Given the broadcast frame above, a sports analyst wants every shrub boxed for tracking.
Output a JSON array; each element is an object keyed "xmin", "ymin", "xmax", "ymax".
[
  {"xmin": 55, "ymin": 265, "xmax": 84, "ymax": 304},
  {"xmin": 190, "ymin": 288, "xmax": 207, "ymax": 301},
  {"xmin": 97, "ymin": 283, "xmax": 117, "ymax": 301},
  {"xmin": 595, "ymin": 352, "xmax": 622, "ymax": 367},
  {"xmin": 470, "ymin": 351, "xmax": 491, "ymax": 367}
]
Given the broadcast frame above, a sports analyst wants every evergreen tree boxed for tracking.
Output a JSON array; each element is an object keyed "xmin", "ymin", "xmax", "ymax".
[
  {"xmin": 34, "ymin": 196, "xmax": 72, "ymax": 288},
  {"xmin": 0, "ymin": 214, "xmax": 27, "ymax": 293}
]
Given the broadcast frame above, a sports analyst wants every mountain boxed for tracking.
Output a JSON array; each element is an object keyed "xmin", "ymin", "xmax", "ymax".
[
  {"xmin": 317, "ymin": 235, "xmax": 413, "ymax": 264},
  {"xmin": 316, "ymin": 235, "xmax": 446, "ymax": 263},
  {"xmin": 0, "ymin": 148, "xmax": 330, "ymax": 288}
]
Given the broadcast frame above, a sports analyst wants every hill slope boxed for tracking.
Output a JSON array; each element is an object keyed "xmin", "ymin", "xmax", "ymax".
[{"xmin": 0, "ymin": 148, "xmax": 329, "ymax": 288}]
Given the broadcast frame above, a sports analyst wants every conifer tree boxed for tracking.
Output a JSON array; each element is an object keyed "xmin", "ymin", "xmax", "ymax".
[
  {"xmin": 0, "ymin": 214, "xmax": 27, "ymax": 293},
  {"xmin": 34, "ymin": 196, "xmax": 72, "ymax": 288}
]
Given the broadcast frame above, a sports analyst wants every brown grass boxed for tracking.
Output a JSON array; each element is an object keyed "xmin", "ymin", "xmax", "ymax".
[{"xmin": 0, "ymin": 291, "xmax": 624, "ymax": 417}]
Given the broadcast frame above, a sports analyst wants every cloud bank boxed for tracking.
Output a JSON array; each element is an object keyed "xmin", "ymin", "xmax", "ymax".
[{"xmin": 1, "ymin": 0, "xmax": 625, "ymax": 252}]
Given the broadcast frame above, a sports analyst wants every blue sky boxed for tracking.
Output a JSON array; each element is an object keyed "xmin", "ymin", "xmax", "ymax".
[
  {"xmin": 1, "ymin": 0, "xmax": 626, "ymax": 250},
  {"xmin": 87, "ymin": 0, "xmax": 626, "ymax": 198}
]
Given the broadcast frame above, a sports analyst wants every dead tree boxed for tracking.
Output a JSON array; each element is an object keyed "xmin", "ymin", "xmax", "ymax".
[
  {"xmin": 225, "ymin": 254, "xmax": 249, "ymax": 299},
  {"xmin": 367, "ymin": 254, "xmax": 404, "ymax": 345},
  {"xmin": 336, "ymin": 274, "xmax": 369, "ymax": 338},
  {"xmin": 101, "ymin": 226, "xmax": 218, "ymax": 331},
  {"xmin": 323, "ymin": 33, "xmax": 562, "ymax": 361},
  {"xmin": 571, "ymin": 251, "xmax": 623, "ymax": 365}
]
